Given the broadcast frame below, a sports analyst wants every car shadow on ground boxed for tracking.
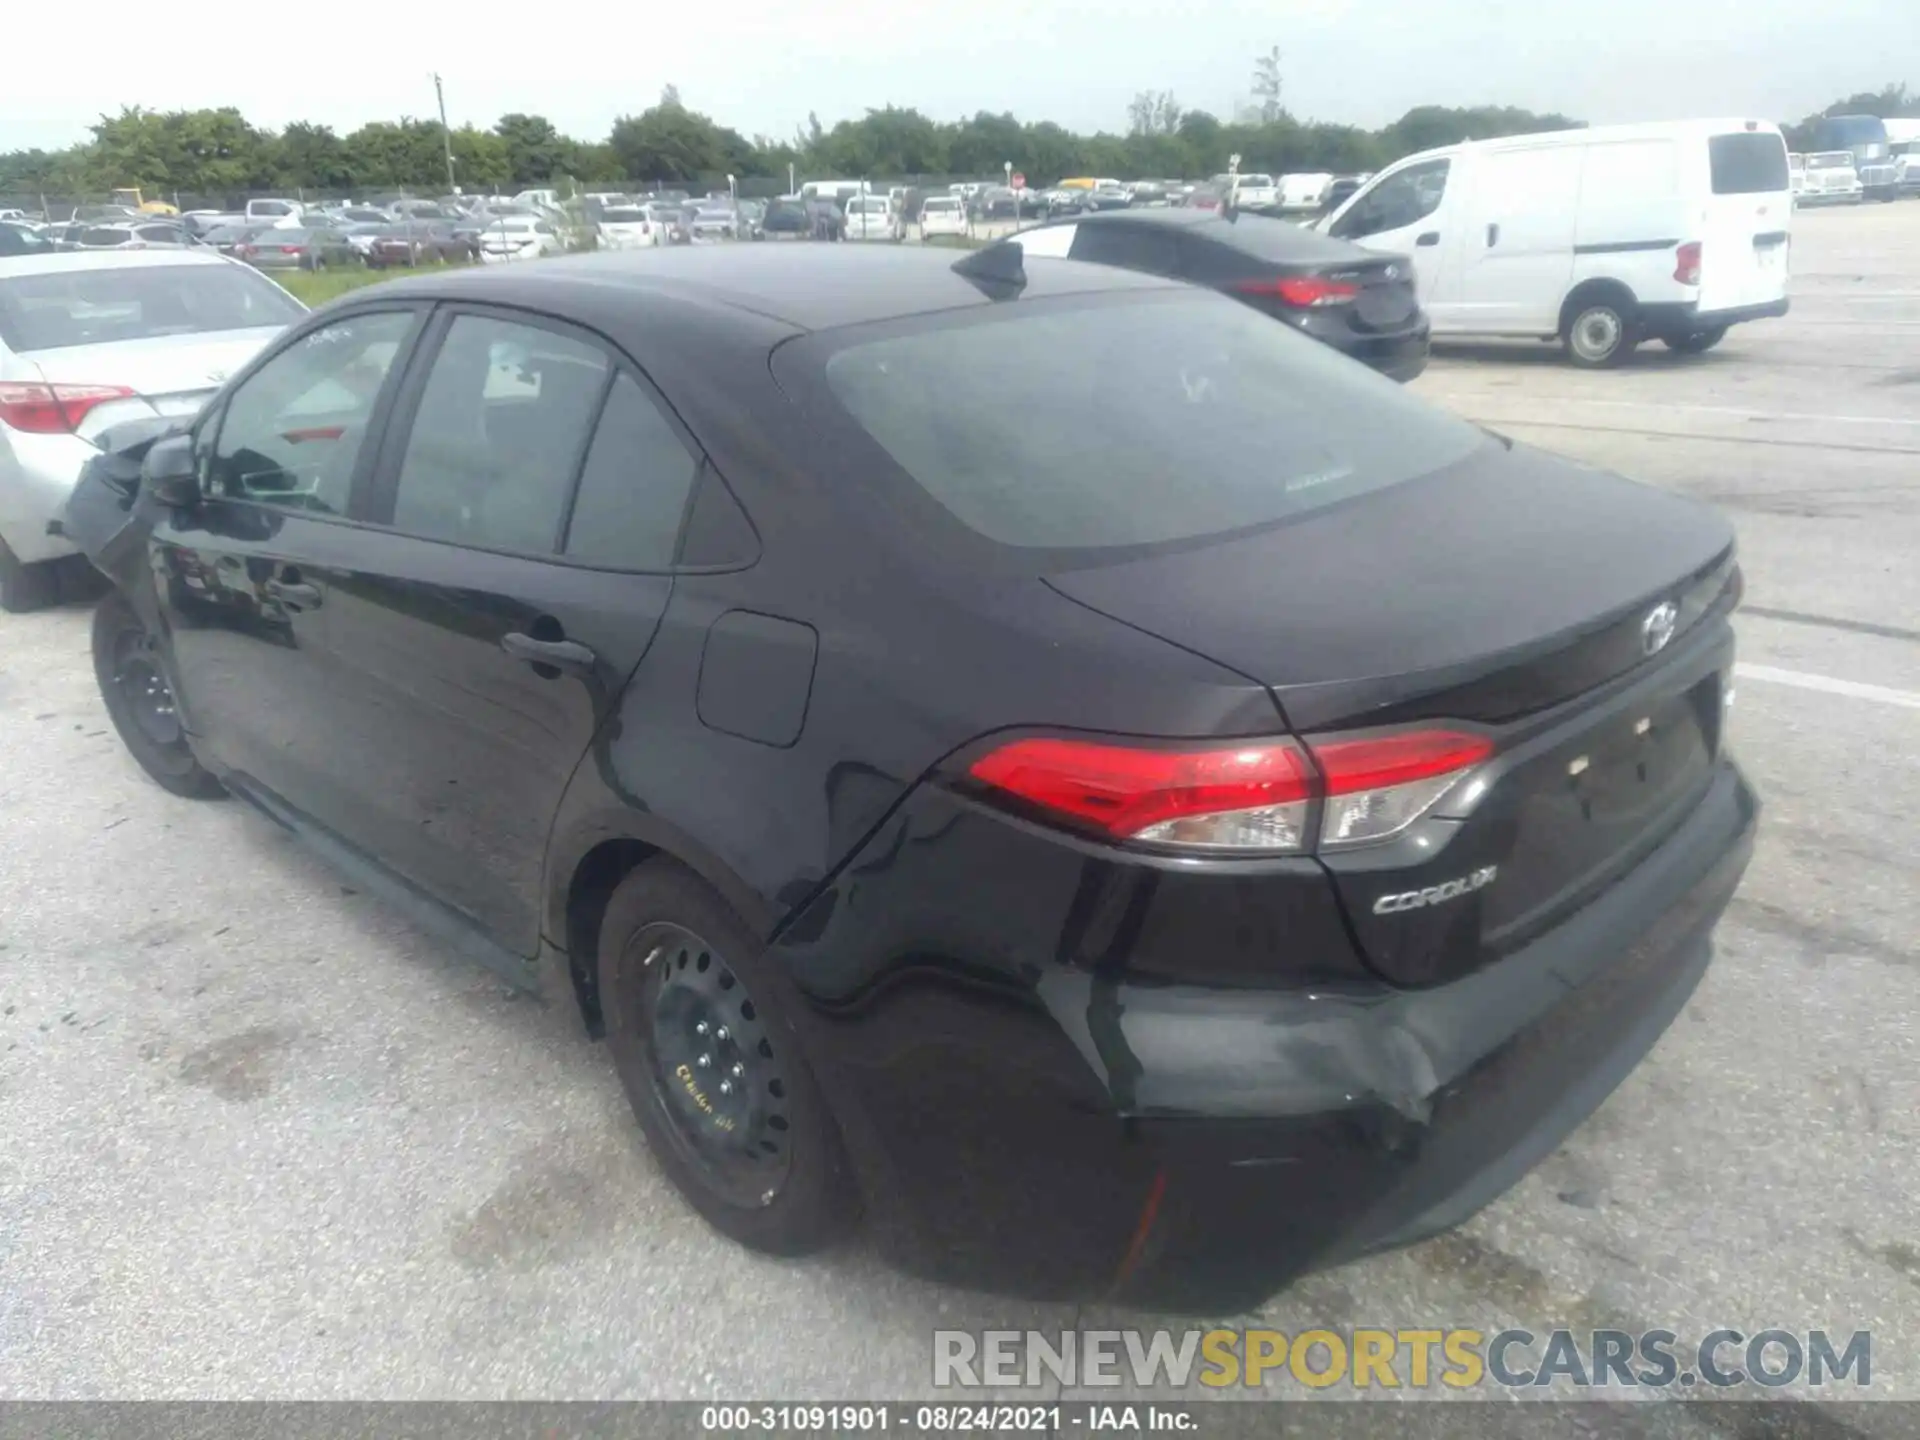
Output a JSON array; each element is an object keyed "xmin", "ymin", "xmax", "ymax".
[{"xmin": 1431, "ymin": 341, "xmax": 1739, "ymax": 370}]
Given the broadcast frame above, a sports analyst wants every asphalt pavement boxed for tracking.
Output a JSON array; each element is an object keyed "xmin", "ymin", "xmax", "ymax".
[{"xmin": 0, "ymin": 201, "xmax": 1915, "ymax": 1419}]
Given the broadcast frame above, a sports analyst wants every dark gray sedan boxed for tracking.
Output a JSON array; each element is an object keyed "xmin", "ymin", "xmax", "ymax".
[{"xmin": 235, "ymin": 227, "xmax": 359, "ymax": 271}]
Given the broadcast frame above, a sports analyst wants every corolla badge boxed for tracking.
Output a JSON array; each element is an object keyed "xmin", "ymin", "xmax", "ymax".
[
  {"xmin": 1373, "ymin": 865, "xmax": 1498, "ymax": 915},
  {"xmin": 206, "ymin": 369, "xmax": 228, "ymax": 384},
  {"xmin": 1641, "ymin": 601, "xmax": 1680, "ymax": 656}
]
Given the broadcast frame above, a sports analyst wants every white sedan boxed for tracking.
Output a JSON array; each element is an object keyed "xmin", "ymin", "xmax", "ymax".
[
  {"xmin": 595, "ymin": 206, "xmax": 659, "ymax": 251},
  {"xmin": 478, "ymin": 217, "xmax": 567, "ymax": 263},
  {"xmin": 0, "ymin": 249, "xmax": 304, "ymax": 610}
]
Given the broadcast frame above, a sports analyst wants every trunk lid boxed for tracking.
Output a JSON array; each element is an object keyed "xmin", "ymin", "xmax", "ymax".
[
  {"xmin": 22, "ymin": 329, "xmax": 279, "ymax": 442},
  {"xmin": 1337, "ymin": 256, "xmax": 1419, "ymax": 332},
  {"xmin": 1045, "ymin": 442, "xmax": 1739, "ymax": 986}
]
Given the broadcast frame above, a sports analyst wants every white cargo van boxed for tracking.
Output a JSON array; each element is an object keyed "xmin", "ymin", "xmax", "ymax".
[{"xmin": 1319, "ymin": 119, "xmax": 1792, "ymax": 366}]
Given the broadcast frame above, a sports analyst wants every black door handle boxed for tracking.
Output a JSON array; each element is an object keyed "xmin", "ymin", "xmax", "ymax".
[
  {"xmin": 1486, "ymin": 223, "xmax": 1500, "ymax": 247},
  {"xmin": 502, "ymin": 630, "xmax": 596, "ymax": 675},
  {"xmin": 1416, "ymin": 231, "xmax": 1441, "ymax": 247},
  {"xmin": 265, "ymin": 580, "xmax": 321, "ymax": 609}
]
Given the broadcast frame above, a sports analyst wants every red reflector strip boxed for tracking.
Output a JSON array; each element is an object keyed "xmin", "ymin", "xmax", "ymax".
[{"xmin": 281, "ymin": 426, "xmax": 345, "ymax": 444}]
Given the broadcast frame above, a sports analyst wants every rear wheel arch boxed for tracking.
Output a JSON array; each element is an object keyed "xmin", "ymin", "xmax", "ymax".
[
  {"xmin": 1558, "ymin": 277, "xmax": 1640, "ymax": 338},
  {"xmin": 554, "ymin": 822, "xmax": 780, "ymax": 1038}
]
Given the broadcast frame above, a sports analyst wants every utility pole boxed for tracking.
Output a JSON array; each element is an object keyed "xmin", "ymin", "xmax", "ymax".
[{"xmin": 432, "ymin": 72, "xmax": 458, "ymax": 195}]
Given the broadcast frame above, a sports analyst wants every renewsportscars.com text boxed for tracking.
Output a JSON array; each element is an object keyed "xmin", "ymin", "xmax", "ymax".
[{"xmin": 933, "ymin": 1328, "xmax": 1872, "ymax": 1391}]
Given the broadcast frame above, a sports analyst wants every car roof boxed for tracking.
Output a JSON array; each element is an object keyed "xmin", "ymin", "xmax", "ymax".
[
  {"xmin": 356, "ymin": 244, "xmax": 1178, "ymax": 332},
  {"xmin": 0, "ymin": 249, "xmax": 235, "ymax": 279},
  {"xmin": 1026, "ymin": 209, "xmax": 1373, "ymax": 263},
  {"xmin": 1391, "ymin": 117, "xmax": 1784, "ymax": 169}
]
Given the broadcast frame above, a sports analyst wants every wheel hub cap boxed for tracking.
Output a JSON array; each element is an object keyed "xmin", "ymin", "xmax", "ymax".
[
  {"xmin": 114, "ymin": 633, "xmax": 181, "ymax": 746},
  {"xmin": 1576, "ymin": 311, "xmax": 1621, "ymax": 360},
  {"xmin": 635, "ymin": 923, "xmax": 793, "ymax": 1205}
]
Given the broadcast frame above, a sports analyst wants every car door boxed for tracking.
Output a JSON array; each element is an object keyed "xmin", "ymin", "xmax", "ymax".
[
  {"xmin": 155, "ymin": 307, "xmax": 426, "ymax": 831},
  {"xmin": 320, "ymin": 307, "xmax": 696, "ymax": 954},
  {"xmin": 1327, "ymin": 158, "xmax": 1456, "ymax": 316},
  {"xmin": 1444, "ymin": 145, "xmax": 1583, "ymax": 335}
]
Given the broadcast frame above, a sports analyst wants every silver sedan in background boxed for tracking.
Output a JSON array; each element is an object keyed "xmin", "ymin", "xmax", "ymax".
[{"xmin": 0, "ymin": 249, "xmax": 306, "ymax": 610}]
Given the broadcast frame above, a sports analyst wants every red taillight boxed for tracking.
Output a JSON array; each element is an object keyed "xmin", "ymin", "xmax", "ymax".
[
  {"xmin": 1674, "ymin": 241, "xmax": 1702, "ymax": 286},
  {"xmin": 1309, "ymin": 731, "xmax": 1495, "ymax": 850},
  {"xmin": 969, "ymin": 737, "xmax": 1317, "ymax": 849},
  {"xmin": 1238, "ymin": 275, "xmax": 1362, "ymax": 307},
  {"xmin": 967, "ymin": 728, "xmax": 1492, "ymax": 854},
  {"xmin": 279, "ymin": 246, "xmax": 305, "ymax": 255},
  {"xmin": 0, "ymin": 381, "xmax": 135, "ymax": 434}
]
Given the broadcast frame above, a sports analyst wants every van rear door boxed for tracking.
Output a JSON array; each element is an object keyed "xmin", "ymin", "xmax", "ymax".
[{"xmin": 1697, "ymin": 130, "xmax": 1792, "ymax": 315}]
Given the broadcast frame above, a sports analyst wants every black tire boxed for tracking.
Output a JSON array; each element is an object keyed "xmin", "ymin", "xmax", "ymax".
[
  {"xmin": 1665, "ymin": 326, "xmax": 1728, "ymax": 354},
  {"xmin": 597, "ymin": 858, "xmax": 857, "ymax": 1255},
  {"xmin": 1563, "ymin": 297, "xmax": 1639, "ymax": 368},
  {"xmin": 0, "ymin": 537, "xmax": 61, "ymax": 614},
  {"xmin": 91, "ymin": 591, "xmax": 224, "ymax": 799}
]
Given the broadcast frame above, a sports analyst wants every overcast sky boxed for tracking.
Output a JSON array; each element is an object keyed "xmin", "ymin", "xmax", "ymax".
[{"xmin": 6, "ymin": 0, "xmax": 1917, "ymax": 152}]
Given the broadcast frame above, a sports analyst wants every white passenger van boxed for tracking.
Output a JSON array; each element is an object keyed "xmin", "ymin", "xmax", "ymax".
[{"xmin": 1318, "ymin": 119, "xmax": 1793, "ymax": 366}]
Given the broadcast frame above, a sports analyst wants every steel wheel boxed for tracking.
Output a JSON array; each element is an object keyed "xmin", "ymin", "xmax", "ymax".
[
  {"xmin": 92, "ymin": 591, "xmax": 224, "ymax": 798},
  {"xmin": 628, "ymin": 921, "xmax": 794, "ymax": 1207},
  {"xmin": 1565, "ymin": 299, "xmax": 1638, "ymax": 368},
  {"xmin": 1570, "ymin": 308, "xmax": 1622, "ymax": 364},
  {"xmin": 113, "ymin": 629, "xmax": 182, "ymax": 747}
]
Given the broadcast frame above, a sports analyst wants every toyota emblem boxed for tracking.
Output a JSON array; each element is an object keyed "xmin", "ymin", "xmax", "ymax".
[{"xmin": 1641, "ymin": 601, "xmax": 1679, "ymax": 656}]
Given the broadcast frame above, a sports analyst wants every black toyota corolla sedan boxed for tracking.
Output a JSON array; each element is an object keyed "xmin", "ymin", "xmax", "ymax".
[
  {"xmin": 63, "ymin": 244, "xmax": 1755, "ymax": 1312},
  {"xmin": 1003, "ymin": 208, "xmax": 1431, "ymax": 380}
]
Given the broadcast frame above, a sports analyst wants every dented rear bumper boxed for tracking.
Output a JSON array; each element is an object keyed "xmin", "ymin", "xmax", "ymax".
[{"xmin": 769, "ymin": 759, "xmax": 1756, "ymax": 1311}]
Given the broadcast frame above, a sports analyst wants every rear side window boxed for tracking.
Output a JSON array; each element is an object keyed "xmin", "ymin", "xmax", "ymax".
[
  {"xmin": 1071, "ymin": 224, "xmax": 1180, "ymax": 275},
  {"xmin": 390, "ymin": 314, "xmax": 609, "ymax": 553},
  {"xmin": 1709, "ymin": 133, "xmax": 1790, "ymax": 194},
  {"xmin": 563, "ymin": 372, "xmax": 699, "ymax": 568},
  {"xmin": 820, "ymin": 294, "xmax": 1483, "ymax": 551}
]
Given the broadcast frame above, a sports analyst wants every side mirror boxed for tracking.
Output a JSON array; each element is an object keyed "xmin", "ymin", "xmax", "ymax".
[{"xmin": 142, "ymin": 433, "xmax": 200, "ymax": 507}]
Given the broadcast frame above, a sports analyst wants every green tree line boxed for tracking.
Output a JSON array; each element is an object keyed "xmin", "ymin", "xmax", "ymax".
[{"xmin": 2, "ymin": 80, "xmax": 1910, "ymax": 201}]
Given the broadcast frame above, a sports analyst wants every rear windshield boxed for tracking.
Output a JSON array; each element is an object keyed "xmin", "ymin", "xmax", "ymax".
[
  {"xmin": 821, "ymin": 294, "xmax": 1483, "ymax": 550},
  {"xmin": 601, "ymin": 208, "xmax": 648, "ymax": 222},
  {"xmin": 923, "ymin": 198, "xmax": 961, "ymax": 212},
  {"xmin": 1709, "ymin": 133, "xmax": 1790, "ymax": 194},
  {"xmin": 0, "ymin": 263, "xmax": 304, "ymax": 352}
]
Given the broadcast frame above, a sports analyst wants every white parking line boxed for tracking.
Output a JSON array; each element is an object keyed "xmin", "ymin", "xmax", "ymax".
[
  {"xmin": 1428, "ymin": 395, "xmax": 1920, "ymax": 429},
  {"xmin": 1734, "ymin": 663, "xmax": 1920, "ymax": 710}
]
